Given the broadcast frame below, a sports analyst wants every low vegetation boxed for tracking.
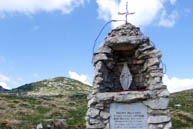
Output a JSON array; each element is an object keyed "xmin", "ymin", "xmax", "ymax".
[
  {"xmin": 169, "ymin": 89, "xmax": 193, "ymax": 129},
  {"xmin": 0, "ymin": 77, "xmax": 91, "ymax": 129},
  {"xmin": 0, "ymin": 93, "xmax": 88, "ymax": 129}
]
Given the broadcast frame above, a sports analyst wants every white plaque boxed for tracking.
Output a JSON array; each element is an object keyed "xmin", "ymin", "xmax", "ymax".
[{"xmin": 110, "ymin": 103, "xmax": 147, "ymax": 129}]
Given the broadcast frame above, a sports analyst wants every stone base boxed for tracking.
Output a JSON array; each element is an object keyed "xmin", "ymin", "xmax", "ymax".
[{"xmin": 86, "ymin": 89, "xmax": 171, "ymax": 129}]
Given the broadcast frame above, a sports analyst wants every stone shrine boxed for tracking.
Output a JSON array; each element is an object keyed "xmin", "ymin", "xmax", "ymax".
[{"xmin": 86, "ymin": 23, "xmax": 172, "ymax": 129}]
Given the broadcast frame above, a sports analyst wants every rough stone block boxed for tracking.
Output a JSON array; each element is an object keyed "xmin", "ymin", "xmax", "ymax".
[
  {"xmin": 113, "ymin": 92, "xmax": 146, "ymax": 102},
  {"xmin": 149, "ymin": 124, "xmax": 164, "ymax": 129},
  {"xmin": 158, "ymin": 89, "xmax": 170, "ymax": 97},
  {"xmin": 93, "ymin": 53, "xmax": 111, "ymax": 65},
  {"xmin": 144, "ymin": 57, "xmax": 160, "ymax": 71},
  {"xmin": 143, "ymin": 98, "xmax": 169, "ymax": 110},
  {"xmin": 86, "ymin": 122, "xmax": 105, "ymax": 129},
  {"xmin": 87, "ymin": 108, "xmax": 100, "ymax": 118},
  {"xmin": 148, "ymin": 115, "xmax": 170, "ymax": 124},
  {"xmin": 148, "ymin": 109, "xmax": 169, "ymax": 115},
  {"xmin": 88, "ymin": 97, "xmax": 97, "ymax": 107},
  {"xmin": 90, "ymin": 119, "xmax": 101, "ymax": 124},
  {"xmin": 149, "ymin": 71, "xmax": 163, "ymax": 77},
  {"xmin": 95, "ymin": 103, "xmax": 104, "ymax": 110},
  {"xmin": 164, "ymin": 122, "xmax": 172, "ymax": 129},
  {"xmin": 147, "ymin": 84, "xmax": 166, "ymax": 90},
  {"xmin": 138, "ymin": 44, "xmax": 154, "ymax": 52},
  {"xmin": 105, "ymin": 123, "xmax": 110, "ymax": 129},
  {"xmin": 100, "ymin": 111, "xmax": 110, "ymax": 120},
  {"xmin": 95, "ymin": 44, "xmax": 112, "ymax": 54},
  {"xmin": 93, "ymin": 76, "xmax": 103, "ymax": 85},
  {"xmin": 95, "ymin": 93, "xmax": 114, "ymax": 101}
]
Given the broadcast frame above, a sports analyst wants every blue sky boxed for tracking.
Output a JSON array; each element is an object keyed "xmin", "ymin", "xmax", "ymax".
[{"xmin": 0, "ymin": 0, "xmax": 193, "ymax": 93}]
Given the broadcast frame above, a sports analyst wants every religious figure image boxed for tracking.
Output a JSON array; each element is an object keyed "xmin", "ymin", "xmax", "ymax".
[{"xmin": 120, "ymin": 62, "xmax": 133, "ymax": 90}]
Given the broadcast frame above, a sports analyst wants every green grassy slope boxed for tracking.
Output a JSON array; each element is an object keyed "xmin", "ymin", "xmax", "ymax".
[
  {"xmin": 10, "ymin": 77, "xmax": 91, "ymax": 96},
  {"xmin": 169, "ymin": 89, "xmax": 193, "ymax": 129},
  {"xmin": 0, "ymin": 77, "xmax": 91, "ymax": 129}
]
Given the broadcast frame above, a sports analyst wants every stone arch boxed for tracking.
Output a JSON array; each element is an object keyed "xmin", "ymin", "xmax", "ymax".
[{"xmin": 93, "ymin": 24, "xmax": 163, "ymax": 92}]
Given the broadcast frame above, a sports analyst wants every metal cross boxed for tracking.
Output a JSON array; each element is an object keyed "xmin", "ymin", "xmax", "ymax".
[{"xmin": 118, "ymin": 2, "xmax": 135, "ymax": 24}]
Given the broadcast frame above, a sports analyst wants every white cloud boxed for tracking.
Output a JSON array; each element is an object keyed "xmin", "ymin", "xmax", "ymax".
[
  {"xmin": 0, "ymin": 82, "xmax": 11, "ymax": 89},
  {"xmin": 0, "ymin": 0, "xmax": 86, "ymax": 16},
  {"xmin": 159, "ymin": 10, "xmax": 178, "ymax": 27},
  {"xmin": 0, "ymin": 74, "xmax": 10, "ymax": 82},
  {"xmin": 163, "ymin": 75, "xmax": 193, "ymax": 93},
  {"xmin": 68, "ymin": 71, "xmax": 90, "ymax": 85},
  {"xmin": 97, "ymin": 0, "xmax": 119, "ymax": 21},
  {"xmin": 170, "ymin": 0, "xmax": 176, "ymax": 5},
  {"xmin": 0, "ymin": 74, "xmax": 23, "ymax": 89},
  {"xmin": 96, "ymin": 0, "xmax": 177, "ymax": 28}
]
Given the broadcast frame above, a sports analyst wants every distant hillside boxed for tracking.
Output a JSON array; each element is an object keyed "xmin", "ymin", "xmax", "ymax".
[
  {"xmin": 0, "ymin": 77, "xmax": 91, "ymax": 129},
  {"xmin": 0, "ymin": 85, "xmax": 9, "ymax": 92},
  {"xmin": 10, "ymin": 77, "xmax": 91, "ymax": 96},
  {"xmin": 0, "ymin": 85, "xmax": 5, "ymax": 91},
  {"xmin": 169, "ymin": 89, "xmax": 193, "ymax": 129}
]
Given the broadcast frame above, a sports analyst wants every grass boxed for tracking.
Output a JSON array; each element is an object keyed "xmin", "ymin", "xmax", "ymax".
[
  {"xmin": 169, "ymin": 89, "xmax": 193, "ymax": 129},
  {"xmin": 0, "ymin": 77, "xmax": 91, "ymax": 129},
  {"xmin": 66, "ymin": 95, "xmax": 88, "ymax": 128},
  {"xmin": 0, "ymin": 94, "xmax": 68, "ymax": 128}
]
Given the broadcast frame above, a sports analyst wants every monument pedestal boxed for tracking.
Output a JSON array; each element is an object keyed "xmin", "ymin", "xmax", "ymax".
[
  {"xmin": 86, "ymin": 23, "xmax": 172, "ymax": 129},
  {"xmin": 86, "ymin": 90, "xmax": 171, "ymax": 129}
]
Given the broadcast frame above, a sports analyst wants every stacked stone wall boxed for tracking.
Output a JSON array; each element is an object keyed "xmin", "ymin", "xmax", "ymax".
[{"xmin": 86, "ymin": 23, "xmax": 171, "ymax": 129}]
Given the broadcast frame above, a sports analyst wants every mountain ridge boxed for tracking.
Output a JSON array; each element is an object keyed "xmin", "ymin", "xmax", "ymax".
[{"xmin": 8, "ymin": 76, "xmax": 91, "ymax": 96}]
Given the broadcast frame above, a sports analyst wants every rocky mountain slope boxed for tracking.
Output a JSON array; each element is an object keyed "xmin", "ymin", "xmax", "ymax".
[{"xmin": 10, "ymin": 77, "xmax": 91, "ymax": 96}]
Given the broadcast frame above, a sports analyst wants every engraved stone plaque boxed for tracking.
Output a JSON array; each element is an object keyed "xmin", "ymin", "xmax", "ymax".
[
  {"xmin": 120, "ymin": 63, "xmax": 132, "ymax": 90},
  {"xmin": 110, "ymin": 103, "xmax": 147, "ymax": 129}
]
